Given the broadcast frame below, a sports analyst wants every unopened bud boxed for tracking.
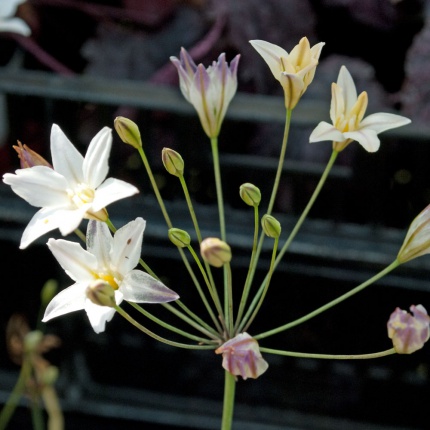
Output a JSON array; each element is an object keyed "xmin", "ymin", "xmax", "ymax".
[
  {"xmin": 168, "ymin": 228, "xmax": 191, "ymax": 247},
  {"xmin": 261, "ymin": 214, "xmax": 281, "ymax": 238},
  {"xmin": 239, "ymin": 183, "xmax": 261, "ymax": 207},
  {"xmin": 41, "ymin": 365, "xmax": 59, "ymax": 385},
  {"xmin": 162, "ymin": 148, "xmax": 184, "ymax": 177},
  {"xmin": 86, "ymin": 280, "xmax": 116, "ymax": 307},
  {"xmin": 24, "ymin": 330, "xmax": 43, "ymax": 353},
  {"xmin": 200, "ymin": 237, "xmax": 231, "ymax": 267},
  {"xmin": 13, "ymin": 141, "xmax": 52, "ymax": 169},
  {"xmin": 114, "ymin": 116, "xmax": 142, "ymax": 149},
  {"xmin": 41, "ymin": 279, "xmax": 58, "ymax": 308}
]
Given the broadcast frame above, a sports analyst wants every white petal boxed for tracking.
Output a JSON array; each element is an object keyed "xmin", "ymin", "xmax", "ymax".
[
  {"xmin": 344, "ymin": 129, "xmax": 380, "ymax": 152},
  {"xmin": 360, "ymin": 112, "xmax": 411, "ymax": 134},
  {"xmin": 111, "ymin": 218, "xmax": 145, "ymax": 274},
  {"xmin": 249, "ymin": 40, "xmax": 288, "ymax": 81},
  {"xmin": 121, "ymin": 270, "xmax": 179, "ymax": 303},
  {"xmin": 337, "ymin": 66, "xmax": 357, "ymax": 112},
  {"xmin": 3, "ymin": 166, "xmax": 69, "ymax": 207},
  {"xmin": 86, "ymin": 220, "xmax": 112, "ymax": 268},
  {"xmin": 0, "ymin": 18, "xmax": 31, "ymax": 36},
  {"xmin": 309, "ymin": 122, "xmax": 345, "ymax": 143},
  {"xmin": 47, "ymin": 238, "xmax": 98, "ymax": 282},
  {"xmin": 84, "ymin": 294, "xmax": 121, "ymax": 334},
  {"xmin": 92, "ymin": 178, "xmax": 139, "ymax": 211},
  {"xmin": 83, "ymin": 127, "xmax": 112, "ymax": 188},
  {"xmin": 50, "ymin": 124, "xmax": 84, "ymax": 185},
  {"xmin": 42, "ymin": 283, "xmax": 87, "ymax": 322},
  {"xmin": 19, "ymin": 207, "xmax": 65, "ymax": 249},
  {"xmin": 57, "ymin": 205, "xmax": 89, "ymax": 236}
]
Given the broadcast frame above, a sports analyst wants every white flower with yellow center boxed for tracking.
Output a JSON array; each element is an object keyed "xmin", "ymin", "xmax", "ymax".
[
  {"xmin": 43, "ymin": 218, "xmax": 179, "ymax": 333},
  {"xmin": 309, "ymin": 66, "xmax": 411, "ymax": 152},
  {"xmin": 3, "ymin": 124, "xmax": 139, "ymax": 249}
]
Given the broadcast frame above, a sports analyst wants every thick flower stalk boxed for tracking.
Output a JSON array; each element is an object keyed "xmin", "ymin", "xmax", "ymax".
[
  {"xmin": 215, "ymin": 333, "xmax": 268, "ymax": 380},
  {"xmin": 42, "ymin": 218, "xmax": 179, "ymax": 333},
  {"xmin": 3, "ymin": 124, "xmax": 139, "ymax": 249},
  {"xmin": 397, "ymin": 204, "xmax": 430, "ymax": 263},
  {"xmin": 309, "ymin": 66, "xmax": 411, "ymax": 152},
  {"xmin": 170, "ymin": 47, "xmax": 240, "ymax": 138},
  {"xmin": 249, "ymin": 37, "xmax": 325, "ymax": 110},
  {"xmin": 0, "ymin": 0, "xmax": 31, "ymax": 36},
  {"xmin": 387, "ymin": 305, "xmax": 430, "ymax": 354}
]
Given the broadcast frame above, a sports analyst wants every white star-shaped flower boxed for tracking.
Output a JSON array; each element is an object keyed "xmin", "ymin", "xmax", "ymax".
[
  {"xmin": 3, "ymin": 124, "xmax": 139, "ymax": 249},
  {"xmin": 43, "ymin": 218, "xmax": 179, "ymax": 333}
]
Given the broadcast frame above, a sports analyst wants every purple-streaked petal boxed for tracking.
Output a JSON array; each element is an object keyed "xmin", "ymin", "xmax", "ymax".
[
  {"xmin": 121, "ymin": 270, "xmax": 179, "ymax": 303},
  {"xmin": 360, "ymin": 112, "xmax": 411, "ymax": 134},
  {"xmin": 309, "ymin": 121, "xmax": 345, "ymax": 143},
  {"xmin": 86, "ymin": 220, "xmax": 112, "ymax": 268},
  {"xmin": 92, "ymin": 177, "xmax": 139, "ymax": 212}
]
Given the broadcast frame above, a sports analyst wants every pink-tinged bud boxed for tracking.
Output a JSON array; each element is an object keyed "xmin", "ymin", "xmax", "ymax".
[
  {"xmin": 13, "ymin": 141, "xmax": 52, "ymax": 169},
  {"xmin": 200, "ymin": 237, "xmax": 231, "ymax": 268},
  {"xmin": 387, "ymin": 304, "xmax": 430, "ymax": 354},
  {"xmin": 397, "ymin": 204, "xmax": 430, "ymax": 263},
  {"xmin": 215, "ymin": 333, "xmax": 269, "ymax": 380},
  {"xmin": 114, "ymin": 116, "xmax": 142, "ymax": 149}
]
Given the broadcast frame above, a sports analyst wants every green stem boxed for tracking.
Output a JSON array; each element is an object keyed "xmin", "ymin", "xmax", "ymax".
[
  {"xmin": 220, "ymin": 371, "xmax": 236, "ymax": 430},
  {"xmin": 73, "ymin": 228, "xmax": 86, "ymax": 243},
  {"xmin": 255, "ymin": 260, "xmax": 400, "ymax": 340},
  {"xmin": 210, "ymin": 137, "xmax": 226, "ymax": 241},
  {"xmin": 224, "ymin": 264, "xmax": 233, "ymax": 337},
  {"xmin": 30, "ymin": 396, "xmax": 45, "ymax": 430},
  {"xmin": 114, "ymin": 305, "xmax": 216, "ymax": 350},
  {"xmin": 260, "ymin": 347, "xmax": 397, "ymax": 360}
]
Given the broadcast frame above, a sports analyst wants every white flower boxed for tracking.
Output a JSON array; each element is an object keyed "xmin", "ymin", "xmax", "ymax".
[
  {"xmin": 250, "ymin": 38, "xmax": 325, "ymax": 110},
  {"xmin": 0, "ymin": 0, "xmax": 31, "ymax": 36},
  {"xmin": 3, "ymin": 124, "xmax": 139, "ymax": 249},
  {"xmin": 309, "ymin": 66, "xmax": 411, "ymax": 152},
  {"xmin": 42, "ymin": 218, "xmax": 179, "ymax": 333}
]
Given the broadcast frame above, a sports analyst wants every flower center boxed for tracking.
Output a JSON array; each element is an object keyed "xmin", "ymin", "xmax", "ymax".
[
  {"xmin": 68, "ymin": 183, "xmax": 95, "ymax": 208},
  {"xmin": 98, "ymin": 273, "xmax": 119, "ymax": 290}
]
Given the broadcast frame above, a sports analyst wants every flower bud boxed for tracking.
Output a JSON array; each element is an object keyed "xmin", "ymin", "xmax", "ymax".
[
  {"xmin": 261, "ymin": 214, "xmax": 281, "ymax": 238},
  {"xmin": 24, "ymin": 330, "xmax": 43, "ymax": 353},
  {"xmin": 387, "ymin": 304, "xmax": 430, "ymax": 354},
  {"xmin": 86, "ymin": 280, "xmax": 116, "ymax": 307},
  {"xmin": 168, "ymin": 228, "xmax": 191, "ymax": 248},
  {"xmin": 41, "ymin": 279, "xmax": 58, "ymax": 308},
  {"xmin": 215, "ymin": 333, "xmax": 269, "ymax": 380},
  {"xmin": 41, "ymin": 365, "xmax": 59, "ymax": 386},
  {"xmin": 114, "ymin": 116, "xmax": 142, "ymax": 149},
  {"xmin": 200, "ymin": 237, "xmax": 231, "ymax": 268},
  {"xmin": 239, "ymin": 183, "xmax": 261, "ymax": 207},
  {"xmin": 162, "ymin": 148, "xmax": 184, "ymax": 177},
  {"xmin": 13, "ymin": 141, "xmax": 52, "ymax": 169}
]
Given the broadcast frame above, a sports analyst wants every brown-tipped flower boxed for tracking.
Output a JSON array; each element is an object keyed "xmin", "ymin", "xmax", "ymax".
[
  {"xmin": 261, "ymin": 214, "xmax": 281, "ymax": 238},
  {"xmin": 200, "ymin": 237, "xmax": 231, "ymax": 268},
  {"xmin": 397, "ymin": 204, "xmax": 430, "ymax": 264},
  {"xmin": 168, "ymin": 228, "xmax": 191, "ymax": 248},
  {"xmin": 239, "ymin": 183, "xmax": 261, "ymax": 207},
  {"xmin": 114, "ymin": 116, "xmax": 142, "ymax": 149},
  {"xmin": 86, "ymin": 280, "xmax": 116, "ymax": 308},
  {"xmin": 13, "ymin": 141, "xmax": 52, "ymax": 169},
  {"xmin": 387, "ymin": 304, "xmax": 430, "ymax": 354},
  {"xmin": 162, "ymin": 148, "xmax": 184, "ymax": 177},
  {"xmin": 215, "ymin": 332, "xmax": 269, "ymax": 380}
]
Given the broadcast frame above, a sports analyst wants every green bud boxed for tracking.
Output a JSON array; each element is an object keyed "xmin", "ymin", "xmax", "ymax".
[
  {"xmin": 24, "ymin": 330, "xmax": 43, "ymax": 352},
  {"xmin": 261, "ymin": 214, "xmax": 281, "ymax": 238},
  {"xmin": 162, "ymin": 148, "xmax": 184, "ymax": 177},
  {"xmin": 239, "ymin": 183, "xmax": 261, "ymax": 207},
  {"xmin": 168, "ymin": 228, "xmax": 191, "ymax": 247},
  {"xmin": 114, "ymin": 116, "xmax": 142, "ymax": 149},
  {"xmin": 41, "ymin": 365, "xmax": 59, "ymax": 386},
  {"xmin": 41, "ymin": 279, "xmax": 58, "ymax": 308},
  {"xmin": 86, "ymin": 280, "xmax": 116, "ymax": 307},
  {"xmin": 200, "ymin": 237, "xmax": 232, "ymax": 268}
]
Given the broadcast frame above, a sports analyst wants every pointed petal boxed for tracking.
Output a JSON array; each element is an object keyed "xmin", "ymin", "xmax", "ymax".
[
  {"xmin": 86, "ymin": 220, "xmax": 112, "ymax": 268},
  {"xmin": 47, "ymin": 238, "xmax": 97, "ymax": 282},
  {"xmin": 309, "ymin": 121, "xmax": 345, "ymax": 143},
  {"xmin": 42, "ymin": 283, "xmax": 87, "ymax": 322},
  {"xmin": 344, "ymin": 129, "xmax": 380, "ymax": 152},
  {"xmin": 84, "ymin": 293, "xmax": 121, "ymax": 333},
  {"xmin": 3, "ymin": 166, "xmax": 69, "ymax": 207},
  {"xmin": 83, "ymin": 127, "xmax": 112, "ymax": 188},
  {"xmin": 249, "ymin": 40, "xmax": 288, "ymax": 80},
  {"xmin": 278, "ymin": 73, "xmax": 305, "ymax": 110},
  {"xmin": 56, "ymin": 205, "xmax": 89, "ymax": 236},
  {"xmin": 121, "ymin": 270, "xmax": 179, "ymax": 303},
  {"xmin": 0, "ymin": 18, "xmax": 31, "ymax": 36},
  {"xmin": 337, "ymin": 66, "xmax": 357, "ymax": 112},
  {"xmin": 50, "ymin": 124, "xmax": 84, "ymax": 185},
  {"xmin": 92, "ymin": 178, "xmax": 139, "ymax": 212},
  {"xmin": 360, "ymin": 112, "xmax": 411, "ymax": 134},
  {"xmin": 111, "ymin": 218, "xmax": 145, "ymax": 274}
]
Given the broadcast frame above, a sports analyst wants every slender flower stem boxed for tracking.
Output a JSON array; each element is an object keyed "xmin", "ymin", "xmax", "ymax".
[
  {"xmin": 224, "ymin": 264, "xmax": 234, "ymax": 337},
  {"xmin": 260, "ymin": 347, "xmax": 397, "ymax": 359},
  {"xmin": 73, "ymin": 228, "xmax": 86, "ymax": 243},
  {"xmin": 255, "ymin": 260, "xmax": 400, "ymax": 340},
  {"xmin": 129, "ymin": 302, "xmax": 219, "ymax": 342},
  {"xmin": 234, "ymin": 204, "xmax": 260, "ymax": 332},
  {"xmin": 241, "ymin": 236, "xmax": 279, "ymax": 333},
  {"xmin": 221, "ymin": 371, "xmax": 236, "ymax": 430},
  {"xmin": 210, "ymin": 137, "xmax": 226, "ymax": 241},
  {"xmin": 30, "ymin": 395, "xmax": 45, "ymax": 430},
  {"xmin": 114, "ymin": 305, "xmax": 216, "ymax": 350}
]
